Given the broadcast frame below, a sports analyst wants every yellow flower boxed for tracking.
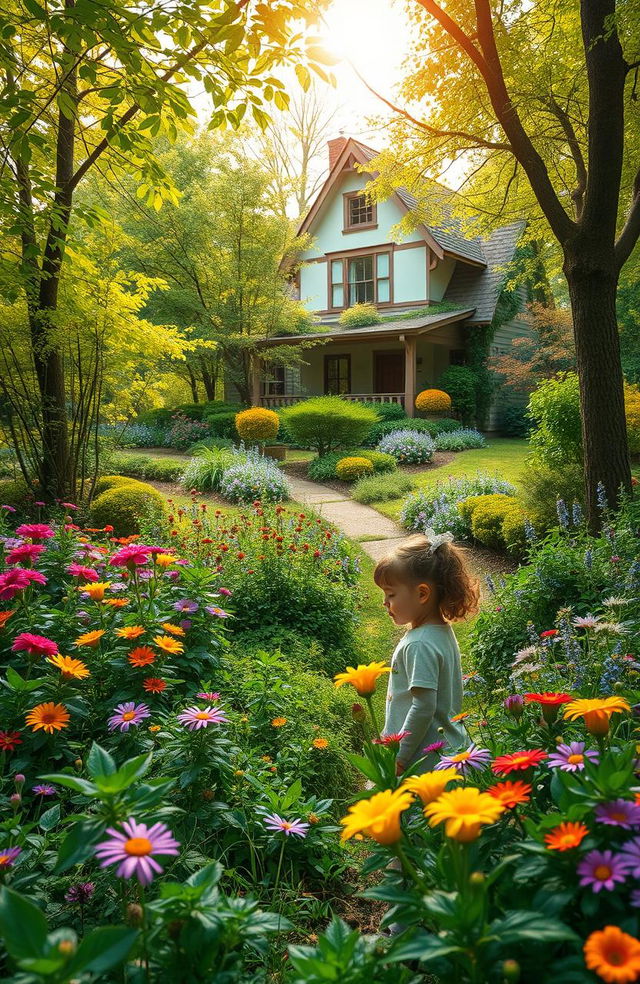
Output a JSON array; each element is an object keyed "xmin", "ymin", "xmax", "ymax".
[
  {"xmin": 425, "ymin": 787, "xmax": 506, "ymax": 842},
  {"xmin": 81, "ymin": 582, "xmax": 110, "ymax": 601},
  {"xmin": 563, "ymin": 696, "xmax": 631, "ymax": 735},
  {"xmin": 340, "ymin": 789, "xmax": 414, "ymax": 845},
  {"xmin": 312, "ymin": 737, "xmax": 329, "ymax": 749},
  {"xmin": 333, "ymin": 661, "xmax": 391, "ymax": 697},
  {"xmin": 75, "ymin": 629, "xmax": 105, "ymax": 648},
  {"xmin": 271, "ymin": 717, "xmax": 287, "ymax": 727},
  {"xmin": 148, "ymin": 725, "xmax": 161, "ymax": 733},
  {"xmin": 160, "ymin": 622, "xmax": 186, "ymax": 637},
  {"xmin": 153, "ymin": 635, "xmax": 184, "ymax": 655},
  {"xmin": 47, "ymin": 654, "xmax": 90, "ymax": 680},
  {"xmin": 155, "ymin": 554, "xmax": 177, "ymax": 568},
  {"xmin": 115, "ymin": 626, "xmax": 146, "ymax": 640},
  {"xmin": 25, "ymin": 702, "xmax": 70, "ymax": 734},
  {"xmin": 401, "ymin": 768, "xmax": 462, "ymax": 806}
]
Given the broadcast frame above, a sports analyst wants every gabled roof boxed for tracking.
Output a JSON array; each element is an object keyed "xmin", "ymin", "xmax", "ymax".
[{"xmin": 444, "ymin": 221, "xmax": 526, "ymax": 323}]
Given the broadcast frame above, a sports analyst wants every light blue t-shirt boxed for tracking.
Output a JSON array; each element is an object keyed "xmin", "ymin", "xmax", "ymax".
[{"xmin": 383, "ymin": 623, "xmax": 466, "ymax": 770}]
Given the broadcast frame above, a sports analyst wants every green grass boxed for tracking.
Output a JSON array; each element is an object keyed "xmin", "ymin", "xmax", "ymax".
[{"xmin": 375, "ymin": 438, "xmax": 530, "ymax": 521}]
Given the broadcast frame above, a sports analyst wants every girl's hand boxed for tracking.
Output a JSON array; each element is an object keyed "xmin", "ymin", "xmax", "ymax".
[{"xmin": 395, "ymin": 759, "xmax": 405, "ymax": 776}]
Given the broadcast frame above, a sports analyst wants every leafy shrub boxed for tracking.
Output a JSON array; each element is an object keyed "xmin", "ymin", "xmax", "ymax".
[
  {"xmin": 307, "ymin": 452, "xmax": 344, "ymax": 483},
  {"xmin": 435, "ymin": 417, "xmax": 465, "ymax": 433},
  {"xmin": 520, "ymin": 459, "xmax": 585, "ymax": 533},
  {"xmin": 458, "ymin": 493, "xmax": 523, "ymax": 552},
  {"xmin": 357, "ymin": 450, "xmax": 397, "ymax": 473},
  {"xmin": 434, "ymin": 428, "xmax": 486, "ymax": 451},
  {"xmin": 377, "ymin": 429, "xmax": 435, "ymax": 464},
  {"xmin": 0, "ymin": 478, "xmax": 37, "ymax": 514},
  {"xmin": 401, "ymin": 473, "xmax": 516, "ymax": 539},
  {"xmin": 89, "ymin": 481, "xmax": 168, "ymax": 535},
  {"xmin": 235, "ymin": 407, "xmax": 279, "ymax": 442},
  {"xmin": 281, "ymin": 397, "xmax": 377, "ymax": 456},
  {"xmin": 105, "ymin": 451, "xmax": 185, "ymax": 482},
  {"xmin": 438, "ymin": 365, "xmax": 478, "ymax": 425},
  {"xmin": 92, "ymin": 474, "xmax": 143, "ymax": 498},
  {"xmin": 219, "ymin": 448, "xmax": 289, "ymax": 503},
  {"xmin": 528, "ymin": 372, "xmax": 583, "ymax": 465},
  {"xmin": 181, "ymin": 447, "xmax": 237, "ymax": 492},
  {"xmin": 137, "ymin": 406, "xmax": 177, "ymax": 428},
  {"xmin": 359, "ymin": 401, "xmax": 407, "ymax": 421},
  {"xmin": 624, "ymin": 383, "xmax": 640, "ymax": 453},
  {"xmin": 164, "ymin": 411, "xmax": 211, "ymax": 450},
  {"xmin": 495, "ymin": 401, "xmax": 531, "ymax": 437},
  {"xmin": 415, "ymin": 388, "xmax": 452, "ymax": 413},
  {"xmin": 351, "ymin": 472, "xmax": 414, "ymax": 504},
  {"xmin": 335, "ymin": 457, "xmax": 374, "ymax": 481},
  {"xmin": 203, "ymin": 400, "xmax": 246, "ymax": 417},
  {"xmin": 501, "ymin": 502, "xmax": 529, "ymax": 555},
  {"xmin": 203, "ymin": 411, "xmax": 241, "ymax": 439},
  {"xmin": 338, "ymin": 303, "xmax": 382, "ymax": 328}
]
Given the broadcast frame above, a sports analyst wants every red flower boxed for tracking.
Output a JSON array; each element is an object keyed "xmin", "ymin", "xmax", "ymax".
[
  {"xmin": 524, "ymin": 692, "xmax": 573, "ymax": 705},
  {"xmin": 12, "ymin": 633, "xmax": 58, "ymax": 657},
  {"xmin": 491, "ymin": 749, "xmax": 548, "ymax": 776},
  {"xmin": 0, "ymin": 731, "xmax": 22, "ymax": 752},
  {"xmin": 143, "ymin": 678, "xmax": 167, "ymax": 693},
  {"xmin": 487, "ymin": 780, "xmax": 532, "ymax": 808},
  {"xmin": 539, "ymin": 629, "xmax": 559, "ymax": 639}
]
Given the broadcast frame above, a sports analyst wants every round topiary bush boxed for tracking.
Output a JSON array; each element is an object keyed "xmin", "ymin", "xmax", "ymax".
[
  {"xmin": 415, "ymin": 388, "xmax": 452, "ymax": 413},
  {"xmin": 335, "ymin": 456, "xmax": 374, "ymax": 481},
  {"xmin": 89, "ymin": 482, "xmax": 168, "ymax": 536},
  {"xmin": 458, "ymin": 493, "xmax": 522, "ymax": 552},
  {"xmin": 377, "ymin": 429, "xmax": 435, "ymax": 464},
  {"xmin": 92, "ymin": 475, "xmax": 146, "ymax": 498},
  {"xmin": 281, "ymin": 397, "xmax": 377, "ymax": 457},
  {"xmin": 356, "ymin": 450, "xmax": 397, "ymax": 474},
  {"xmin": 235, "ymin": 407, "xmax": 280, "ymax": 443}
]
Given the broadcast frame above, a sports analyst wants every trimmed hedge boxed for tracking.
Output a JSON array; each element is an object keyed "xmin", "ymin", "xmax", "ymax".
[
  {"xmin": 235, "ymin": 407, "xmax": 279, "ymax": 442},
  {"xmin": 89, "ymin": 481, "xmax": 167, "ymax": 536},
  {"xmin": 308, "ymin": 448, "xmax": 397, "ymax": 482},
  {"xmin": 351, "ymin": 472, "xmax": 414, "ymax": 504},
  {"xmin": 458, "ymin": 493, "xmax": 526, "ymax": 554},
  {"xmin": 281, "ymin": 397, "xmax": 377, "ymax": 456},
  {"xmin": 359, "ymin": 401, "xmax": 407, "ymax": 421},
  {"xmin": 335, "ymin": 457, "xmax": 374, "ymax": 481},
  {"xmin": 92, "ymin": 474, "xmax": 143, "ymax": 498}
]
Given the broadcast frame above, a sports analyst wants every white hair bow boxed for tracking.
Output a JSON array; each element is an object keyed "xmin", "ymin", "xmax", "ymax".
[{"xmin": 423, "ymin": 528, "xmax": 454, "ymax": 554}]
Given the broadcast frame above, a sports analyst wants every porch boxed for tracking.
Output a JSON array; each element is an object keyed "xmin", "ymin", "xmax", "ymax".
[{"xmin": 260, "ymin": 392, "xmax": 406, "ymax": 410}]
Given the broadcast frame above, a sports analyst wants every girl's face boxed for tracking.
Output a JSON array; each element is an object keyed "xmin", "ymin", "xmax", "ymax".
[{"xmin": 380, "ymin": 579, "xmax": 431, "ymax": 626}]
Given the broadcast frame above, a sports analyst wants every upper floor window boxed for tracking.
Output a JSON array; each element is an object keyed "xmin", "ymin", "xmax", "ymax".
[
  {"xmin": 329, "ymin": 251, "xmax": 391, "ymax": 309},
  {"xmin": 343, "ymin": 192, "xmax": 377, "ymax": 231}
]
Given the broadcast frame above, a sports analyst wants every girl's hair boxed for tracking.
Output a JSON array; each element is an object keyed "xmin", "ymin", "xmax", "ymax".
[{"xmin": 373, "ymin": 534, "xmax": 480, "ymax": 622}]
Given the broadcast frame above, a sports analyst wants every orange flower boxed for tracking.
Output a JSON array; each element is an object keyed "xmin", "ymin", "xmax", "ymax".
[
  {"xmin": 583, "ymin": 926, "xmax": 640, "ymax": 983},
  {"xmin": 160, "ymin": 622, "xmax": 186, "ymax": 637},
  {"xmin": 143, "ymin": 678, "xmax": 167, "ymax": 693},
  {"xmin": 544, "ymin": 821, "xmax": 589, "ymax": 851},
  {"xmin": 0, "ymin": 610, "xmax": 15, "ymax": 630},
  {"xmin": 153, "ymin": 635, "xmax": 184, "ymax": 655},
  {"xmin": 128, "ymin": 646, "xmax": 156, "ymax": 668},
  {"xmin": 451, "ymin": 712, "xmax": 471, "ymax": 723},
  {"xmin": 25, "ymin": 702, "xmax": 70, "ymax": 734},
  {"xmin": 115, "ymin": 626, "xmax": 146, "ymax": 640},
  {"xmin": 75, "ymin": 629, "xmax": 105, "ymax": 648},
  {"xmin": 563, "ymin": 697, "xmax": 631, "ymax": 736},
  {"xmin": 271, "ymin": 717, "xmax": 287, "ymax": 727},
  {"xmin": 312, "ymin": 737, "xmax": 329, "ymax": 749},
  {"xmin": 103, "ymin": 598, "xmax": 129, "ymax": 608},
  {"xmin": 47, "ymin": 654, "xmax": 90, "ymax": 680},
  {"xmin": 81, "ymin": 581, "xmax": 111, "ymax": 601},
  {"xmin": 486, "ymin": 781, "xmax": 532, "ymax": 809},
  {"xmin": 491, "ymin": 749, "xmax": 548, "ymax": 776},
  {"xmin": 148, "ymin": 725, "xmax": 162, "ymax": 733}
]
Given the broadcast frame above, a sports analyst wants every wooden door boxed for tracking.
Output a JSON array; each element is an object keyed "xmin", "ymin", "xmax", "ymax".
[{"xmin": 374, "ymin": 351, "xmax": 405, "ymax": 393}]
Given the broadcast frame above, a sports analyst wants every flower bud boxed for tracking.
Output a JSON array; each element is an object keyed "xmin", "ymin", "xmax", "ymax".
[
  {"xmin": 502, "ymin": 960, "xmax": 520, "ymax": 982},
  {"xmin": 504, "ymin": 695, "xmax": 524, "ymax": 719},
  {"xmin": 74, "ymin": 759, "xmax": 83, "ymax": 770},
  {"xmin": 10, "ymin": 793, "xmax": 21, "ymax": 808},
  {"xmin": 14, "ymin": 774, "xmax": 25, "ymax": 787},
  {"xmin": 351, "ymin": 703, "xmax": 366, "ymax": 723},
  {"xmin": 469, "ymin": 871, "xmax": 485, "ymax": 887},
  {"xmin": 126, "ymin": 903, "xmax": 144, "ymax": 927},
  {"xmin": 201, "ymin": 788, "xmax": 215, "ymax": 801},
  {"xmin": 613, "ymin": 681, "xmax": 625, "ymax": 693}
]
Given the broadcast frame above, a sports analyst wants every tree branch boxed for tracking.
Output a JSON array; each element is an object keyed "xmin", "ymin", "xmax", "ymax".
[
  {"xmin": 615, "ymin": 167, "xmax": 640, "ymax": 270},
  {"xmin": 545, "ymin": 94, "xmax": 587, "ymax": 219}
]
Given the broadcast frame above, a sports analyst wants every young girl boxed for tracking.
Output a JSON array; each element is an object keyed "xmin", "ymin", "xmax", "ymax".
[{"xmin": 374, "ymin": 532, "xmax": 480, "ymax": 775}]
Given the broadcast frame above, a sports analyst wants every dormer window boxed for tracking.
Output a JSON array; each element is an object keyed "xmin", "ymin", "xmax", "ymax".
[{"xmin": 343, "ymin": 191, "xmax": 377, "ymax": 232}]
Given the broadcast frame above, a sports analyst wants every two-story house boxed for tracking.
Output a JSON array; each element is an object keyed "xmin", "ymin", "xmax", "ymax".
[{"xmin": 248, "ymin": 136, "xmax": 527, "ymax": 422}]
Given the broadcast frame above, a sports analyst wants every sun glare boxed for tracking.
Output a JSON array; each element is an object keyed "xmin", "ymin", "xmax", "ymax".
[{"xmin": 319, "ymin": 0, "xmax": 408, "ymax": 99}]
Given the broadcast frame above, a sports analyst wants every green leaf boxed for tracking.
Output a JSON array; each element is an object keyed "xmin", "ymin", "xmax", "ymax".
[
  {"xmin": 87, "ymin": 743, "xmax": 116, "ymax": 779},
  {"xmin": 387, "ymin": 929, "xmax": 463, "ymax": 963},
  {"xmin": 39, "ymin": 804, "xmax": 60, "ymax": 831},
  {"xmin": 54, "ymin": 821, "xmax": 104, "ymax": 874},
  {"xmin": 22, "ymin": 0, "xmax": 47, "ymax": 17},
  {"xmin": 488, "ymin": 910, "xmax": 579, "ymax": 944},
  {"xmin": 6, "ymin": 667, "xmax": 47, "ymax": 692},
  {"xmin": 94, "ymin": 752, "xmax": 152, "ymax": 793},
  {"xmin": 0, "ymin": 887, "xmax": 47, "ymax": 961},
  {"xmin": 65, "ymin": 927, "xmax": 137, "ymax": 977},
  {"xmin": 38, "ymin": 774, "xmax": 98, "ymax": 796},
  {"xmin": 343, "ymin": 752, "xmax": 380, "ymax": 783}
]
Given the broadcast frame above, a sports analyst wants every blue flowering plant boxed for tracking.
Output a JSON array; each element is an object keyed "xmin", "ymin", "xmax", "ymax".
[
  {"xmin": 401, "ymin": 473, "xmax": 516, "ymax": 539},
  {"xmin": 377, "ymin": 429, "xmax": 435, "ymax": 464}
]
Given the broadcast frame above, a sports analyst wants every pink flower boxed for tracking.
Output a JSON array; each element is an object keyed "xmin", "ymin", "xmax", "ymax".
[
  {"xmin": 0, "ymin": 568, "xmax": 47, "ymax": 600},
  {"xmin": 15, "ymin": 523, "xmax": 55, "ymax": 541},
  {"xmin": 108, "ymin": 702, "xmax": 151, "ymax": 732},
  {"xmin": 423, "ymin": 740, "xmax": 448, "ymax": 755},
  {"xmin": 94, "ymin": 817, "xmax": 180, "ymax": 885},
  {"xmin": 262, "ymin": 813, "xmax": 309, "ymax": 838},
  {"xmin": 6, "ymin": 543, "xmax": 45, "ymax": 566},
  {"xmin": 0, "ymin": 847, "xmax": 21, "ymax": 868},
  {"xmin": 373, "ymin": 731, "xmax": 411, "ymax": 746},
  {"xmin": 12, "ymin": 633, "xmax": 58, "ymax": 657},
  {"xmin": 177, "ymin": 705, "xmax": 229, "ymax": 730},
  {"xmin": 196, "ymin": 692, "xmax": 220, "ymax": 701},
  {"xmin": 219, "ymin": 588, "xmax": 232, "ymax": 597},
  {"xmin": 109, "ymin": 546, "xmax": 152, "ymax": 568},
  {"xmin": 66, "ymin": 563, "xmax": 99, "ymax": 581}
]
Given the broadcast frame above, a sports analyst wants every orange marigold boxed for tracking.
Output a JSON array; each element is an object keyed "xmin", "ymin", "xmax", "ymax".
[
  {"xmin": 75, "ymin": 629, "xmax": 105, "ymax": 648},
  {"xmin": 143, "ymin": 678, "xmax": 167, "ymax": 693},
  {"xmin": 583, "ymin": 925, "xmax": 640, "ymax": 984},
  {"xmin": 103, "ymin": 598, "xmax": 129, "ymax": 608},
  {"xmin": 312, "ymin": 737, "xmax": 329, "ymax": 749},
  {"xmin": 128, "ymin": 646, "xmax": 156, "ymax": 668},
  {"xmin": 26, "ymin": 702, "xmax": 70, "ymax": 734},
  {"xmin": 544, "ymin": 821, "xmax": 589, "ymax": 851},
  {"xmin": 486, "ymin": 781, "xmax": 532, "ymax": 808},
  {"xmin": 115, "ymin": 626, "xmax": 146, "ymax": 640},
  {"xmin": 271, "ymin": 717, "xmax": 287, "ymax": 727}
]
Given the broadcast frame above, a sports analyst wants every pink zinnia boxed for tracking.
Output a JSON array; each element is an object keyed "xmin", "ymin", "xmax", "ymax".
[
  {"xmin": 6, "ymin": 543, "xmax": 45, "ymax": 565},
  {"xmin": 94, "ymin": 817, "xmax": 180, "ymax": 885},
  {"xmin": 108, "ymin": 702, "xmax": 151, "ymax": 732},
  {"xmin": 66, "ymin": 563, "xmax": 99, "ymax": 582},
  {"xmin": 196, "ymin": 692, "xmax": 220, "ymax": 701},
  {"xmin": 177, "ymin": 705, "xmax": 229, "ymax": 730},
  {"xmin": 0, "ymin": 568, "xmax": 47, "ymax": 600},
  {"xmin": 15, "ymin": 523, "xmax": 55, "ymax": 541},
  {"xmin": 423, "ymin": 740, "xmax": 448, "ymax": 755},
  {"xmin": 109, "ymin": 546, "xmax": 152, "ymax": 568},
  {"xmin": 12, "ymin": 632, "xmax": 58, "ymax": 657}
]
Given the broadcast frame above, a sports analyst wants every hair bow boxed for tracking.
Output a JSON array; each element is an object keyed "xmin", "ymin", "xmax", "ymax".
[{"xmin": 423, "ymin": 528, "xmax": 454, "ymax": 554}]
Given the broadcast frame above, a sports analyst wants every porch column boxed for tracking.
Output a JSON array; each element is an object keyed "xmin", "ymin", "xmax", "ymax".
[
  {"xmin": 402, "ymin": 334, "xmax": 416, "ymax": 417},
  {"xmin": 250, "ymin": 355, "xmax": 262, "ymax": 406}
]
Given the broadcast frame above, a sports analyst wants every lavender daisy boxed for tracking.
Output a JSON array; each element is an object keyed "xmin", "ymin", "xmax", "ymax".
[
  {"xmin": 177, "ymin": 705, "xmax": 229, "ymax": 730},
  {"xmin": 262, "ymin": 813, "xmax": 309, "ymax": 838},
  {"xmin": 631, "ymin": 889, "xmax": 640, "ymax": 908},
  {"xmin": 571, "ymin": 615, "xmax": 601, "ymax": 629},
  {"xmin": 32, "ymin": 783, "xmax": 57, "ymax": 796},
  {"xmin": 173, "ymin": 599, "xmax": 199, "ymax": 614},
  {"xmin": 577, "ymin": 849, "xmax": 629, "ymax": 893},
  {"xmin": 65, "ymin": 882, "xmax": 95, "ymax": 904},
  {"xmin": 435, "ymin": 743, "xmax": 491, "ymax": 776},
  {"xmin": 547, "ymin": 742, "xmax": 599, "ymax": 773},
  {"xmin": 205, "ymin": 605, "xmax": 230, "ymax": 619},
  {"xmin": 0, "ymin": 847, "xmax": 21, "ymax": 868},
  {"xmin": 108, "ymin": 702, "xmax": 151, "ymax": 733},
  {"xmin": 620, "ymin": 837, "xmax": 640, "ymax": 877},
  {"xmin": 94, "ymin": 817, "xmax": 180, "ymax": 885},
  {"xmin": 594, "ymin": 799, "xmax": 640, "ymax": 830}
]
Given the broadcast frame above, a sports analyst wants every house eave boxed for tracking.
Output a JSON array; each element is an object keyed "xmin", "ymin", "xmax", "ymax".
[{"xmin": 257, "ymin": 308, "xmax": 476, "ymax": 347}]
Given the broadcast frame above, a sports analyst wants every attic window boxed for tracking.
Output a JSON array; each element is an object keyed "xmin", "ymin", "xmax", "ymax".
[{"xmin": 344, "ymin": 192, "xmax": 377, "ymax": 231}]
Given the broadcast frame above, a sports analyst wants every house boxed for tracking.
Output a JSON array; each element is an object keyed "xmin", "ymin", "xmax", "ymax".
[{"xmin": 247, "ymin": 136, "xmax": 528, "ymax": 424}]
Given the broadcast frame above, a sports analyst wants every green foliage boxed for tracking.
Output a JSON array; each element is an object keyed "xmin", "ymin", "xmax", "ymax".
[
  {"xmin": 356, "ymin": 450, "xmax": 397, "ymax": 474},
  {"xmin": 438, "ymin": 365, "xmax": 478, "ymax": 425},
  {"xmin": 528, "ymin": 373, "xmax": 583, "ymax": 464},
  {"xmin": 289, "ymin": 918, "xmax": 415, "ymax": 984},
  {"xmin": 104, "ymin": 453, "xmax": 185, "ymax": 483},
  {"xmin": 0, "ymin": 478, "xmax": 36, "ymax": 514},
  {"xmin": 520, "ymin": 459, "xmax": 585, "ymax": 533},
  {"xmin": 364, "ymin": 416, "xmax": 462, "ymax": 446},
  {"xmin": 89, "ymin": 482, "xmax": 168, "ymax": 536},
  {"xmin": 358, "ymin": 401, "xmax": 407, "ymax": 421},
  {"xmin": 204, "ymin": 411, "xmax": 239, "ymax": 439},
  {"xmin": 335, "ymin": 457, "xmax": 374, "ymax": 481},
  {"xmin": 495, "ymin": 401, "xmax": 531, "ymax": 437},
  {"xmin": 281, "ymin": 397, "xmax": 377, "ymax": 456},
  {"xmin": 181, "ymin": 447, "xmax": 236, "ymax": 492},
  {"xmin": 92, "ymin": 474, "xmax": 143, "ymax": 498},
  {"xmin": 458, "ymin": 493, "xmax": 525, "ymax": 552},
  {"xmin": 338, "ymin": 303, "xmax": 382, "ymax": 328},
  {"xmin": 351, "ymin": 472, "xmax": 414, "ymax": 504},
  {"xmin": 308, "ymin": 449, "xmax": 397, "ymax": 482}
]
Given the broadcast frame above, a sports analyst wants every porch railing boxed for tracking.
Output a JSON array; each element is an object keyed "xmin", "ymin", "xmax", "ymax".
[{"xmin": 260, "ymin": 393, "xmax": 405, "ymax": 409}]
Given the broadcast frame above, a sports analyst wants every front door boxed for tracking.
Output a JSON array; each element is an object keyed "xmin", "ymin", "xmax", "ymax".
[{"xmin": 374, "ymin": 351, "xmax": 405, "ymax": 394}]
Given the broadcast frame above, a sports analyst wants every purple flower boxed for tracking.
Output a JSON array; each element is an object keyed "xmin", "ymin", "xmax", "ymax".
[
  {"xmin": 177, "ymin": 705, "xmax": 228, "ymax": 730},
  {"xmin": 1, "ymin": 505, "xmax": 16, "ymax": 513},
  {"xmin": 620, "ymin": 837, "xmax": 640, "ymax": 877},
  {"xmin": 594, "ymin": 799, "xmax": 640, "ymax": 830},
  {"xmin": 108, "ymin": 702, "xmax": 151, "ymax": 732},
  {"xmin": 219, "ymin": 588, "xmax": 232, "ymax": 597},
  {"xmin": 196, "ymin": 692, "xmax": 220, "ymax": 701},
  {"xmin": 205, "ymin": 605, "xmax": 229, "ymax": 618},
  {"xmin": 173, "ymin": 599, "xmax": 198, "ymax": 614},
  {"xmin": 504, "ymin": 694, "xmax": 525, "ymax": 718},
  {"xmin": 547, "ymin": 741, "xmax": 599, "ymax": 773},
  {"xmin": 65, "ymin": 882, "xmax": 95, "ymax": 903},
  {"xmin": 577, "ymin": 849, "xmax": 629, "ymax": 893},
  {"xmin": 94, "ymin": 817, "xmax": 180, "ymax": 885},
  {"xmin": 262, "ymin": 813, "xmax": 309, "ymax": 838},
  {"xmin": 0, "ymin": 847, "xmax": 21, "ymax": 867},
  {"xmin": 631, "ymin": 889, "xmax": 640, "ymax": 908},
  {"xmin": 32, "ymin": 784, "xmax": 57, "ymax": 796},
  {"xmin": 423, "ymin": 740, "xmax": 447, "ymax": 755},
  {"xmin": 435, "ymin": 743, "xmax": 491, "ymax": 776}
]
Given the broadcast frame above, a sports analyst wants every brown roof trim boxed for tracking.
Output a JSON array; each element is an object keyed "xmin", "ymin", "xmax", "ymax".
[{"xmin": 257, "ymin": 309, "xmax": 475, "ymax": 347}]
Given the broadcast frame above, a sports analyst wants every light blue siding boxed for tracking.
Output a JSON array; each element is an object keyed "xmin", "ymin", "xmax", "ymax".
[
  {"xmin": 429, "ymin": 256, "xmax": 456, "ymax": 301},
  {"xmin": 394, "ymin": 247, "xmax": 427, "ymax": 303},
  {"xmin": 300, "ymin": 260, "xmax": 327, "ymax": 311}
]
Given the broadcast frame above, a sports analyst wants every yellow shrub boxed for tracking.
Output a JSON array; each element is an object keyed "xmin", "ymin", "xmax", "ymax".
[
  {"xmin": 458, "ymin": 493, "xmax": 526, "ymax": 553},
  {"xmin": 89, "ymin": 482, "xmax": 167, "ymax": 536},
  {"xmin": 335, "ymin": 456, "xmax": 374, "ymax": 481},
  {"xmin": 415, "ymin": 389, "xmax": 452, "ymax": 413},
  {"xmin": 235, "ymin": 407, "xmax": 280, "ymax": 442},
  {"xmin": 624, "ymin": 383, "xmax": 640, "ymax": 455}
]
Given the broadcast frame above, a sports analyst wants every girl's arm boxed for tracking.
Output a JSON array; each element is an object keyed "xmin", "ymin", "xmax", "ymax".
[{"xmin": 396, "ymin": 686, "xmax": 437, "ymax": 771}]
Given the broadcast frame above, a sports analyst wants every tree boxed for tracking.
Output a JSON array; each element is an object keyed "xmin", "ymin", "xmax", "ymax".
[
  {"xmin": 490, "ymin": 304, "xmax": 575, "ymax": 393},
  {"xmin": 0, "ymin": 0, "xmax": 329, "ymax": 497},
  {"xmin": 361, "ymin": 0, "xmax": 640, "ymax": 527}
]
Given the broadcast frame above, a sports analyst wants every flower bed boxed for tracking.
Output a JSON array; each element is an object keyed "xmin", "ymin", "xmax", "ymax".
[{"xmin": 401, "ymin": 473, "xmax": 516, "ymax": 539}]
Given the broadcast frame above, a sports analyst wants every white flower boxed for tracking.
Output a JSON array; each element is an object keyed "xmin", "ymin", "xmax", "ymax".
[
  {"xmin": 602, "ymin": 596, "xmax": 629, "ymax": 607},
  {"xmin": 511, "ymin": 661, "xmax": 543, "ymax": 678},
  {"xmin": 571, "ymin": 615, "xmax": 601, "ymax": 629},
  {"xmin": 595, "ymin": 621, "xmax": 625, "ymax": 634},
  {"xmin": 512, "ymin": 645, "xmax": 539, "ymax": 666}
]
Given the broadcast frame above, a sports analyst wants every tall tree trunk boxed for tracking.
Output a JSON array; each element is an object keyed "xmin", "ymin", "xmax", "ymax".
[
  {"xmin": 187, "ymin": 364, "xmax": 199, "ymax": 402},
  {"xmin": 199, "ymin": 357, "xmax": 216, "ymax": 400},
  {"xmin": 564, "ymin": 243, "xmax": 630, "ymax": 528}
]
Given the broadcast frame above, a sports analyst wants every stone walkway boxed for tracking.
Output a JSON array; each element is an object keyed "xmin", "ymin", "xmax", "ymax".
[{"xmin": 286, "ymin": 474, "xmax": 411, "ymax": 561}]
